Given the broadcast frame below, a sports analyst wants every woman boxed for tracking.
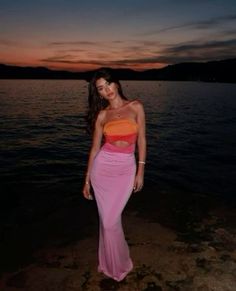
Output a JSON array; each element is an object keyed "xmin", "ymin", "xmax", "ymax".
[{"xmin": 83, "ymin": 68, "xmax": 146, "ymax": 281}]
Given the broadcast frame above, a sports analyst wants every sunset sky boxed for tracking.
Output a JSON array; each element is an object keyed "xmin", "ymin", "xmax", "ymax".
[{"xmin": 0, "ymin": 0, "xmax": 236, "ymax": 71}]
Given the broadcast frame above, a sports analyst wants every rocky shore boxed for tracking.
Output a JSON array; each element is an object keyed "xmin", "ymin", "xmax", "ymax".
[{"xmin": 0, "ymin": 189, "xmax": 236, "ymax": 291}]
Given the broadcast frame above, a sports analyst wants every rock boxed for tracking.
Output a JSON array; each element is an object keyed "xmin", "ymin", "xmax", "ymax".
[{"xmin": 6, "ymin": 270, "xmax": 27, "ymax": 288}]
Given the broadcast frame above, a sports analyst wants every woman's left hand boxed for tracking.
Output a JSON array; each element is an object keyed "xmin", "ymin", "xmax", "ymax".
[{"xmin": 133, "ymin": 173, "xmax": 144, "ymax": 192}]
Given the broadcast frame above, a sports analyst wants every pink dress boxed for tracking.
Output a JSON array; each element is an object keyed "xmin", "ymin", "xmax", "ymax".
[{"xmin": 90, "ymin": 119, "xmax": 138, "ymax": 281}]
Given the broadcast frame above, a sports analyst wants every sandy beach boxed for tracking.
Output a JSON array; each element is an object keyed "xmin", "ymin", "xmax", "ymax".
[{"xmin": 0, "ymin": 188, "xmax": 236, "ymax": 291}]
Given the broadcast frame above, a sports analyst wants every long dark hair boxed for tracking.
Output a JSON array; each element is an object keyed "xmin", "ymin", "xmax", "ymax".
[{"xmin": 86, "ymin": 68, "xmax": 127, "ymax": 134}]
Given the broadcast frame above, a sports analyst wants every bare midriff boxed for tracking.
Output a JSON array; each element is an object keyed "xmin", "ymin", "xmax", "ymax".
[{"xmin": 103, "ymin": 119, "xmax": 138, "ymax": 153}]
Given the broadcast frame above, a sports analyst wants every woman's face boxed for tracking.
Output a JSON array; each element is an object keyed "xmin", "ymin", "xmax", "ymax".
[{"xmin": 96, "ymin": 78, "xmax": 119, "ymax": 100}]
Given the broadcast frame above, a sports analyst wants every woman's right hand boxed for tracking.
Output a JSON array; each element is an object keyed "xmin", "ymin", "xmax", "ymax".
[{"xmin": 82, "ymin": 182, "xmax": 93, "ymax": 200}]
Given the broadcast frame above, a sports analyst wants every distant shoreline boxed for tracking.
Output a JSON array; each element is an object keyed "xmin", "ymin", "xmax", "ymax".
[{"xmin": 0, "ymin": 58, "xmax": 236, "ymax": 83}]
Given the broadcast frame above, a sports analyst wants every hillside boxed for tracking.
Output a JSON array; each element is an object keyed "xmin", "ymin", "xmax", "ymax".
[{"xmin": 0, "ymin": 58, "xmax": 235, "ymax": 82}]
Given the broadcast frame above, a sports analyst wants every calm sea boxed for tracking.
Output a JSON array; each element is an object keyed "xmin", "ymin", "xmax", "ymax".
[{"xmin": 0, "ymin": 80, "xmax": 236, "ymax": 224}]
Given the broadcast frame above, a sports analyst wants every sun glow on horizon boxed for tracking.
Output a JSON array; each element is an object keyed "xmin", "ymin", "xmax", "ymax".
[{"xmin": 1, "ymin": 1, "xmax": 236, "ymax": 71}]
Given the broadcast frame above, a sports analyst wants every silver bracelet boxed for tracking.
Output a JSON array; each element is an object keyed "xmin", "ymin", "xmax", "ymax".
[{"xmin": 138, "ymin": 161, "xmax": 146, "ymax": 164}]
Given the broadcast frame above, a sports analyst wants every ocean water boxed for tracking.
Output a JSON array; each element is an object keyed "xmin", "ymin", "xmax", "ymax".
[{"xmin": 0, "ymin": 80, "xmax": 236, "ymax": 221}]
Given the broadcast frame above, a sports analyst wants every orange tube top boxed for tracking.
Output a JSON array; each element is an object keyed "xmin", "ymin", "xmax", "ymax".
[{"xmin": 103, "ymin": 119, "xmax": 138, "ymax": 144}]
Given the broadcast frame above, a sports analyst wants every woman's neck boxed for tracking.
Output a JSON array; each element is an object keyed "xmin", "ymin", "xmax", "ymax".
[{"xmin": 109, "ymin": 97, "xmax": 126, "ymax": 110}]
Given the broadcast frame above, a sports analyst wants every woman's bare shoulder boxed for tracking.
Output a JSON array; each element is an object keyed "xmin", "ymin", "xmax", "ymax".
[
  {"xmin": 129, "ymin": 99, "xmax": 144, "ymax": 111},
  {"xmin": 96, "ymin": 109, "xmax": 107, "ymax": 125}
]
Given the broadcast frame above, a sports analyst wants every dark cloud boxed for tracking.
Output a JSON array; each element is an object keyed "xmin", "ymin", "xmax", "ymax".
[
  {"xmin": 155, "ymin": 38, "xmax": 236, "ymax": 64},
  {"xmin": 48, "ymin": 40, "xmax": 128, "ymax": 47},
  {"xmin": 192, "ymin": 14, "xmax": 236, "ymax": 29},
  {"xmin": 41, "ymin": 37, "xmax": 236, "ymax": 69},
  {"xmin": 40, "ymin": 54, "xmax": 109, "ymax": 66},
  {"xmin": 0, "ymin": 39, "xmax": 20, "ymax": 46},
  {"xmin": 115, "ymin": 38, "xmax": 236, "ymax": 65},
  {"xmin": 41, "ymin": 55, "xmax": 78, "ymax": 63},
  {"xmin": 55, "ymin": 49, "xmax": 88, "ymax": 54},
  {"xmin": 217, "ymin": 28, "xmax": 236, "ymax": 38},
  {"xmin": 139, "ymin": 14, "xmax": 236, "ymax": 35},
  {"xmin": 165, "ymin": 39, "xmax": 236, "ymax": 53},
  {"xmin": 48, "ymin": 41, "xmax": 98, "ymax": 46}
]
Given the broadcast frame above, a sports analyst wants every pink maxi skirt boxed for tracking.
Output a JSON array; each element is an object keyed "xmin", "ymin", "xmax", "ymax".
[{"xmin": 90, "ymin": 144, "xmax": 136, "ymax": 281}]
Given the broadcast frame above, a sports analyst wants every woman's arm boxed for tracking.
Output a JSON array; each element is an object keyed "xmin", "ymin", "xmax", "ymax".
[
  {"xmin": 133, "ymin": 101, "xmax": 146, "ymax": 192},
  {"xmin": 83, "ymin": 111, "xmax": 104, "ymax": 199}
]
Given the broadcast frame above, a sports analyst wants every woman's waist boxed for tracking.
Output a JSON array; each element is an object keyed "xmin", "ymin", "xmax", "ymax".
[
  {"xmin": 105, "ymin": 133, "xmax": 137, "ymax": 144},
  {"xmin": 101, "ymin": 142, "xmax": 135, "ymax": 154}
]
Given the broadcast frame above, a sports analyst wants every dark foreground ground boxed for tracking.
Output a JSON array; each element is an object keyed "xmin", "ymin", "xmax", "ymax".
[{"xmin": 0, "ymin": 186, "xmax": 236, "ymax": 291}]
